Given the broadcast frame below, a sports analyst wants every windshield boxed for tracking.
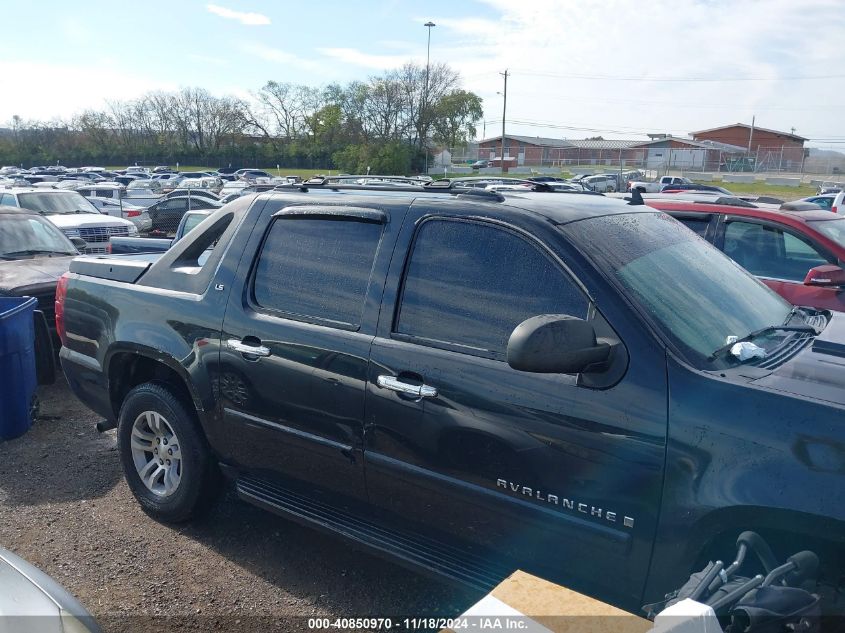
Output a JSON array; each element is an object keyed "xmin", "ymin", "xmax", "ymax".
[
  {"xmin": 563, "ymin": 212, "xmax": 794, "ymax": 368},
  {"xmin": 0, "ymin": 215, "xmax": 77, "ymax": 258},
  {"xmin": 17, "ymin": 192, "xmax": 100, "ymax": 215},
  {"xmin": 809, "ymin": 218, "xmax": 845, "ymax": 247},
  {"xmin": 128, "ymin": 180, "xmax": 160, "ymax": 190},
  {"xmin": 181, "ymin": 213, "xmax": 208, "ymax": 235}
]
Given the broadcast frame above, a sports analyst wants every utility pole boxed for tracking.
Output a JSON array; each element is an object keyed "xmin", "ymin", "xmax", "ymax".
[
  {"xmin": 500, "ymin": 69, "xmax": 508, "ymax": 173},
  {"xmin": 423, "ymin": 21, "xmax": 435, "ymax": 175},
  {"xmin": 746, "ymin": 114, "xmax": 755, "ymax": 155}
]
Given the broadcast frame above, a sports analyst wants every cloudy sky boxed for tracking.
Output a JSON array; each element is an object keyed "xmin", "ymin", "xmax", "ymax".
[{"xmin": 1, "ymin": 0, "xmax": 843, "ymax": 147}]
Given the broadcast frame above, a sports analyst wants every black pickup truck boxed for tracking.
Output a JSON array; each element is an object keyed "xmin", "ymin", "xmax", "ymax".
[{"xmin": 58, "ymin": 186, "xmax": 845, "ymax": 614}]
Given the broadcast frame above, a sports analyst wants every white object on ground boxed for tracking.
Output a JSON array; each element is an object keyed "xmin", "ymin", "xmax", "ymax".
[
  {"xmin": 650, "ymin": 598, "xmax": 722, "ymax": 633},
  {"xmin": 460, "ymin": 595, "xmax": 553, "ymax": 633}
]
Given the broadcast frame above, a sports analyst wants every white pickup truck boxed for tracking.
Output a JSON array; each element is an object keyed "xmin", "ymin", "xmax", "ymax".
[{"xmin": 627, "ymin": 175, "xmax": 693, "ymax": 193}]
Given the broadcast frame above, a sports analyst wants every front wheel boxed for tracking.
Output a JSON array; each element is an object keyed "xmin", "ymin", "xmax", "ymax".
[{"xmin": 117, "ymin": 382, "xmax": 219, "ymax": 523}]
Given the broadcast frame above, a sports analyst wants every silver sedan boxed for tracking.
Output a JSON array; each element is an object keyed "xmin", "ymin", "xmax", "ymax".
[
  {"xmin": 0, "ymin": 546, "xmax": 101, "ymax": 633},
  {"xmin": 85, "ymin": 197, "xmax": 153, "ymax": 234}
]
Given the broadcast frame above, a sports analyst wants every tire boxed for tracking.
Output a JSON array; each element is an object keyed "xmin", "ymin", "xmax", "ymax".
[{"xmin": 117, "ymin": 382, "xmax": 219, "ymax": 523}]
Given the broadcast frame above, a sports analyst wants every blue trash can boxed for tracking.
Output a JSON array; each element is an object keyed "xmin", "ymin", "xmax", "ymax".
[{"xmin": 0, "ymin": 296, "xmax": 38, "ymax": 441}]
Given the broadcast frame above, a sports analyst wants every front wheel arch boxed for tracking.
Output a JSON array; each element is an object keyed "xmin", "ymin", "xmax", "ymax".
[{"xmin": 646, "ymin": 507, "xmax": 845, "ymax": 610}]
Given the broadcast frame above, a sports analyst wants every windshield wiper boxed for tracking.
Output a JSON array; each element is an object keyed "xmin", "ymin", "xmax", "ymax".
[
  {"xmin": 2, "ymin": 249, "xmax": 73, "ymax": 258},
  {"xmin": 708, "ymin": 324, "xmax": 818, "ymax": 362}
]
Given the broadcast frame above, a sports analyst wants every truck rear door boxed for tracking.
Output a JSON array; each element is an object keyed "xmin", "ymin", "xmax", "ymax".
[{"xmin": 218, "ymin": 201, "xmax": 405, "ymax": 505}]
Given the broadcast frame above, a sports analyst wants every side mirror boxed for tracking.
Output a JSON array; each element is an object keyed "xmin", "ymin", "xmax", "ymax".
[
  {"xmin": 70, "ymin": 236, "xmax": 87, "ymax": 252},
  {"xmin": 507, "ymin": 315, "xmax": 611, "ymax": 374},
  {"xmin": 804, "ymin": 264, "xmax": 845, "ymax": 288}
]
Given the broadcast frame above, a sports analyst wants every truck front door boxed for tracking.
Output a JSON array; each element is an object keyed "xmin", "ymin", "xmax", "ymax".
[{"xmin": 364, "ymin": 208, "xmax": 668, "ymax": 609}]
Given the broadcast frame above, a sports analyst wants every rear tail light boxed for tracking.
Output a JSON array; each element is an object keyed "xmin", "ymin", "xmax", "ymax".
[
  {"xmin": 833, "ymin": 206, "xmax": 838, "ymax": 214},
  {"xmin": 125, "ymin": 210, "xmax": 141, "ymax": 217},
  {"xmin": 55, "ymin": 272, "xmax": 70, "ymax": 346}
]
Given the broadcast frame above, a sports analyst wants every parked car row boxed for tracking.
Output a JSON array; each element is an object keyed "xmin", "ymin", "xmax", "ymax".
[{"xmin": 0, "ymin": 164, "xmax": 290, "ymax": 193}]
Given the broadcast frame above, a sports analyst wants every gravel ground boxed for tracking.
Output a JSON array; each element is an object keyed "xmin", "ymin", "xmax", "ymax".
[{"xmin": 0, "ymin": 380, "xmax": 481, "ymax": 632}]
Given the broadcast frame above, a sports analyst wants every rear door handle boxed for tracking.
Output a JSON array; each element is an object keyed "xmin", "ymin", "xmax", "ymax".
[
  {"xmin": 227, "ymin": 339, "xmax": 271, "ymax": 358},
  {"xmin": 377, "ymin": 375, "xmax": 437, "ymax": 398}
]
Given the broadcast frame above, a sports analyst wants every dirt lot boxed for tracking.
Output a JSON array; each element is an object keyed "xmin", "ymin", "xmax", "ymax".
[{"xmin": 0, "ymin": 380, "xmax": 481, "ymax": 632}]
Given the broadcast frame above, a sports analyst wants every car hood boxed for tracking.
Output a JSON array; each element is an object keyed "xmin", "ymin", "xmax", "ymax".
[
  {"xmin": 752, "ymin": 311, "xmax": 845, "ymax": 407},
  {"xmin": 46, "ymin": 214, "xmax": 133, "ymax": 228},
  {"xmin": 0, "ymin": 257, "xmax": 73, "ymax": 293}
]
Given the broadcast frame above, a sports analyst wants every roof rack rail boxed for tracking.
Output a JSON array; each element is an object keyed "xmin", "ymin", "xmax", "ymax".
[
  {"xmin": 273, "ymin": 181, "xmax": 611, "ymax": 200},
  {"xmin": 273, "ymin": 181, "xmax": 506, "ymax": 200}
]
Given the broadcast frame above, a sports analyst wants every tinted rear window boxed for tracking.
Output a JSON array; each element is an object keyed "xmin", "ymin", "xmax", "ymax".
[{"xmin": 252, "ymin": 217, "xmax": 383, "ymax": 328}]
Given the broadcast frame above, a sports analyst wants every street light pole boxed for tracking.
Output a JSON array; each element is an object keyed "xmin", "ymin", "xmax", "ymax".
[
  {"xmin": 500, "ymin": 69, "xmax": 508, "ymax": 173},
  {"xmin": 424, "ymin": 21, "xmax": 435, "ymax": 175}
]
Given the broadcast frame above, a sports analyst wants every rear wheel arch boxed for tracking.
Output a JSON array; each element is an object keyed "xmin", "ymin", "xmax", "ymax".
[{"xmin": 106, "ymin": 348, "xmax": 208, "ymax": 430}]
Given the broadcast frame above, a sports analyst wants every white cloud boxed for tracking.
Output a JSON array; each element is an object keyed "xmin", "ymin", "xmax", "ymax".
[
  {"xmin": 60, "ymin": 17, "xmax": 91, "ymax": 46},
  {"xmin": 317, "ymin": 47, "xmax": 416, "ymax": 70},
  {"xmin": 242, "ymin": 43, "xmax": 324, "ymax": 71},
  {"xmin": 206, "ymin": 4, "xmax": 270, "ymax": 26},
  {"xmin": 0, "ymin": 61, "xmax": 178, "ymax": 122},
  {"xmin": 427, "ymin": 0, "xmax": 845, "ymax": 143},
  {"xmin": 187, "ymin": 53, "xmax": 230, "ymax": 67}
]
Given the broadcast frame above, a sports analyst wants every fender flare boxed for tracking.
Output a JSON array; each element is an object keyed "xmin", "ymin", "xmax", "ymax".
[{"xmin": 104, "ymin": 342, "xmax": 211, "ymax": 427}]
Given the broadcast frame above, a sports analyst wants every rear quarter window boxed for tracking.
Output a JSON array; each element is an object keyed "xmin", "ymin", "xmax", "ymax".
[{"xmin": 251, "ymin": 216, "xmax": 384, "ymax": 329}]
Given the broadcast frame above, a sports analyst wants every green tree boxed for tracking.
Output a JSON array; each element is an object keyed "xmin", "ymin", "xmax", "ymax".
[{"xmin": 431, "ymin": 90, "xmax": 483, "ymax": 149}]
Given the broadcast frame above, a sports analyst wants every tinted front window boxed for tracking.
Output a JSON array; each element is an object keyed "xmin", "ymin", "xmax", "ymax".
[
  {"xmin": 160, "ymin": 199, "xmax": 188, "ymax": 211},
  {"xmin": 563, "ymin": 212, "xmax": 792, "ymax": 368},
  {"xmin": 17, "ymin": 192, "xmax": 99, "ymax": 215},
  {"xmin": 252, "ymin": 217, "xmax": 383, "ymax": 327},
  {"xmin": 396, "ymin": 219, "xmax": 588, "ymax": 356}
]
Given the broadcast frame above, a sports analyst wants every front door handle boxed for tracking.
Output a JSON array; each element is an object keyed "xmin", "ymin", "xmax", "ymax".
[
  {"xmin": 377, "ymin": 375, "xmax": 437, "ymax": 398},
  {"xmin": 227, "ymin": 339, "xmax": 271, "ymax": 358}
]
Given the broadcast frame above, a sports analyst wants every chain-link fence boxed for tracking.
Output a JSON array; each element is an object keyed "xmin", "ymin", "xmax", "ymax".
[{"xmin": 434, "ymin": 144, "xmax": 843, "ymax": 177}]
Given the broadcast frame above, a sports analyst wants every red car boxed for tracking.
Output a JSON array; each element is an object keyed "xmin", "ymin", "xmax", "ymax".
[{"xmin": 645, "ymin": 199, "xmax": 845, "ymax": 311}]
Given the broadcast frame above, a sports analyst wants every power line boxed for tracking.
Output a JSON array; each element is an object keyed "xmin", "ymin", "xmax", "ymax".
[
  {"xmin": 510, "ymin": 69, "xmax": 845, "ymax": 82},
  {"xmin": 504, "ymin": 92, "xmax": 842, "ymax": 112}
]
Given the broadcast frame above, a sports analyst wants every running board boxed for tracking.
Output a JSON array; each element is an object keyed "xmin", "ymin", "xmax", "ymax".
[{"xmin": 236, "ymin": 475, "xmax": 513, "ymax": 591}]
